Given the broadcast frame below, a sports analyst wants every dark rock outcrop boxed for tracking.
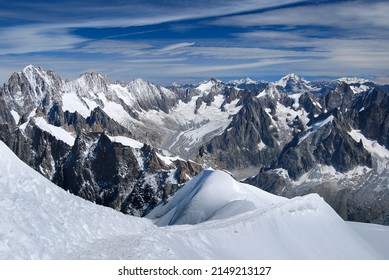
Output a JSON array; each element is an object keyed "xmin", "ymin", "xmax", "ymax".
[
  {"xmin": 275, "ymin": 116, "xmax": 372, "ymax": 180},
  {"xmin": 206, "ymin": 96, "xmax": 280, "ymax": 169},
  {"xmin": 48, "ymin": 132, "xmax": 202, "ymax": 216}
]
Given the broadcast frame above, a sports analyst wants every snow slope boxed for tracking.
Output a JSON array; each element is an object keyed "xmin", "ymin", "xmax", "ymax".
[
  {"xmin": 0, "ymin": 141, "xmax": 384, "ymax": 259},
  {"xmin": 147, "ymin": 170, "xmax": 287, "ymax": 226},
  {"xmin": 34, "ymin": 117, "xmax": 75, "ymax": 146},
  {"xmin": 0, "ymin": 141, "xmax": 153, "ymax": 259},
  {"xmin": 347, "ymin": 222, "xmax": 389, "ymax": 259},
  {"xmin": 298, "ymin": 115, "xmax": 334, "ymax": 144}
]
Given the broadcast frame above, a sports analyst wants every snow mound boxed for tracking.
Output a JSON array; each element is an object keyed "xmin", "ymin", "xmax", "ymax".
[{"xmin": 147, "ymin": 170, "xmax": 286, "ymax": 226}]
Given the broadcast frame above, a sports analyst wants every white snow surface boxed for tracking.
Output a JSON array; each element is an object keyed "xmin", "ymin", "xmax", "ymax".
[
  {"xmin": 347, "ymin": 222, "xmax": 389, "ymax": 259},
  {"xmin": 299, "ymin": 115, "xmax": 334, "ymax": 144},
  {"xmin": 108, "ymin": 135, "xmax": 182, "ymax": 166},
  {"xmin": 348, "ymin": 129, "xmax": 389, "ymax": 159},
  {"xmin": 34, "ymin": 117, "xmax": 75, "ymax": 146},
  {"xmin": 275, "ymin": 73, "xmax": 313, "ymax": 91},
  {"xmin": 147, "ymin": 170, "xmax": 287, "ymax": 226},
  {"xmin": 196, "ymin": 79, "xmax": 217, "ymax": 93},
  {"xmin": 0, "ymin": 140, "xmax": 151, "ymax": 260},
  {"xmin": 348, "ymin": 129, "xmax": 389, "ymax": 174},
  {"xmin": 108, "ymin": 135, "xmax": 144, "ymax": 149},
  {"xmin": 0, "ymin": 141, "xmax": 384, "ymax": 259},
  {"xmin": 350, "ymin": 84, "xmax": 370, "ymax": 94},
  {"xmin": 228, "ymin": 77, "xmax": 256, "ymax": 85},
  {"xmin": 338, "ymin": 77, "xmax": 370, "ymax": 84},
  {"xmin": 10, "ymin": 110, "xmax": 20, "ymax": 124}
]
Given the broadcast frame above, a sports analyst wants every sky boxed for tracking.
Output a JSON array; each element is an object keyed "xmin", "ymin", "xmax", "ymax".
[{"xmin": 0, "ymin": 0, "xmax": 388, "ymax": 85}]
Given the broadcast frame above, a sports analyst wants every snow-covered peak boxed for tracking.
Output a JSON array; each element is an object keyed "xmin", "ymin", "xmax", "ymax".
[
  {"xmin": 20, "ymin": 65, "xmax": 60, "ymax": 88},
  {"xmin": 62, "ymin": 74, "xmax": 109, "ymax": 102},
  {"xmin": 128, "ymin": 78, "xmax": 157, "ymax": 93},
  {"xmin": 76, "ymin": 72, "xmax": 110, "ymax": 92},
  {"xmin": 196, "ymin": 80, "xmax": 214, "ymax": 93},
  {"xmin": 130, "ymin": 77, "xmax": 151, "ymax": 87},
  {"xmin": 196, "ymin": 78, "xmax": 222, "ymax": 94},
  {"xmin": 338, "ymin": 77, "xmax": 370, "ymax": 84},
  {"xmin": 228, "ymin": 77, "xmax": 256, "ymax": 85},
  {"xmin": 257, "ymin": 82, "xmax": 284, "ymax": 99},
  {"xmin": 127, "ymin": 78, "xmax": 175, "ymax": 100},
  {"xmin": 275, "ymin": 73, "xmax": 313, "ymax": 93},
  {"xmin": 276, "ymin": 73, "xmax": 307, "ymax": 86},
  {"xmin": 3, "ymin": 66, "xmax": 63, "ymax": 115},
  {"xmin": 22, "ymin": 64, "xmax": 37, "ymax": 73},
  {"xmin": 276, "ymin": 73, "xmax": 301, "ymax": 86},
  {"xmin": 22, "ymin": 64, "xmax": 47, "ymax": 77}
]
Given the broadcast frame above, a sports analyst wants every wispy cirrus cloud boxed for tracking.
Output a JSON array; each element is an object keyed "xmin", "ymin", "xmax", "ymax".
[
  {"xmin": 0, "ymin": 0, "xmax": 299, "ymax": 62},
  {"xmin": 214, "ymin": 1, "xmax": 389, "ymax": 36},
  {"xmin": 159, "ymin": 42, "xmax": 195, "ymax": 52},
  {"xmin": 0, "ymin": 0, "xmax": 299, "ymax": 28},
  {"xmin": 0, "ymin": 25, "xmax": 85, "ymax": 55},
  {"xmin": 0, "ymin": 0, "xmax": 388, "ymax": 84},
  {"xmin": 76, "ymin": 40, "xmax": 152, "ymax": 56},
  {"xmin": 208, "ymin": 0, "xmax": 389, "ymax": 81}
]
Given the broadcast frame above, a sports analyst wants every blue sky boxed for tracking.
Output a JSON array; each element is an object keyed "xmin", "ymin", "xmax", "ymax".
[{"xmin": 0, "ymin": 0, "xmax": 388, "ymax": 85}]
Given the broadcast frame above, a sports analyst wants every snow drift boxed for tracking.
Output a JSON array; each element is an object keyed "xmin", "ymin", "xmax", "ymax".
[{"xmin": 0, "ymin": 141, "xmax": 384, "ymax": 259}]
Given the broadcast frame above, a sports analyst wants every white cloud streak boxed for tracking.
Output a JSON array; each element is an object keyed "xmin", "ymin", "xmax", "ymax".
[
  {"xmin": 0, "ymin": 25, "xmax": 85, "ymax": 55},
  {"xmin": 0, "ymin": 0, "xmax": 388, "ymax": 84},
  {"xmin": 1, "ymin": 1, "xmax": 299, "ymax": 28},
  {"xmin": 214, "ymin": 1, "xmax": 389, "ymax": 33},
  {"xmin": 159, "ymin": 42, "xmax": 195, "ymax": 52}
]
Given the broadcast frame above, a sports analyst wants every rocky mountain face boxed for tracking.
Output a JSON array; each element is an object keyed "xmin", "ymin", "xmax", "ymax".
[
  {"xmin": 1, "ymin": 65, "xmax": 389, "ymax": 224},
  {"xmin": 206, "ymin": 94, "xmax": 280, "ymax": 169},
  {"xmin": 0, "ymin": 66, "xmax": 202, "ymax": 216},
  {"xmin": 0, "ymin": 117, "xmax": 201, "ymax": 216},
  {"xmin": 244, "ymin": 80, "xmax": 389, "ymax": 225}
]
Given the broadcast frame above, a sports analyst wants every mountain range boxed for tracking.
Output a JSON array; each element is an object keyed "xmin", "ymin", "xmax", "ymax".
[{"xmin": 1, "ymin": 65, "xmax": 389, "ymax": 226}]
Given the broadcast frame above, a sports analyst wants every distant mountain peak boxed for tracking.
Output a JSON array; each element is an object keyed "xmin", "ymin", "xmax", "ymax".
[
  {"xmin": 23, "ymin": 64, "xmax": 37, "ymax": 72},
  {"xmin": 128, "ymin": 77, "xmax": 158, "ymax": 90},
  {"xmin": 79, "ymin": 71, "xmax": 109, "ymax": 84},
  {"xmin": 228, "ymin": 77, "xmax": 256, "ymax": 85},
  {"xmin": 275, "ymin": 73, "xmax": 312, "ymax": 93},
  {"xmin": 196, "ymin": 78, "xmax": 222, "ymax": 93},
  {"xmin": 276, "ymin": 73, "xmax": 307, "ymax": 86},
  {"xmin": 337, "ymin": 77, "xmax": 370, "ymax": 84},
  {"xmin": 21, "ymin": 64, "xmax": 49, "ymax": 80},
  {"xmin": 131, "ymin": 77, "xmax": 149, "ymax": 84}
]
